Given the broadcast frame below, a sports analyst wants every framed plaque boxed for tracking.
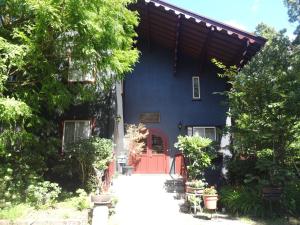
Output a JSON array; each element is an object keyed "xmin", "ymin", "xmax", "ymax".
[{"xmin": 139, "ymin": 112, "xmax": 160, "ymax": 123}]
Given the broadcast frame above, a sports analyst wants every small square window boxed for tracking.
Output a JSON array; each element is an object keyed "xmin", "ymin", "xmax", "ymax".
[
  {"xmin": 192, "ymin": 76, "xmax": 200, "ymax": 99},
  {"xmin": 62, "ymin": 120, "xmax": 91, "ymax": 150}
]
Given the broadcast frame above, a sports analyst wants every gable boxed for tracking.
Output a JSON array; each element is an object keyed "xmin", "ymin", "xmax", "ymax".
[{"xmin": 131, "ymin": 0, "xmax": 267, "ymax": 70}]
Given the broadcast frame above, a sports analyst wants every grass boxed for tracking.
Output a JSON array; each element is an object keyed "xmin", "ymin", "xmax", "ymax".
[
  {"xmin": 240, "ymin": 216, "xmax": 300, "ymax": 225},
  {"xmin": 0, "ymin": 195, "xmax": 89, "ymax": 221},
  {"xmin": 0, "ymin": 204, "xmax": 33, "ymax": 220}
]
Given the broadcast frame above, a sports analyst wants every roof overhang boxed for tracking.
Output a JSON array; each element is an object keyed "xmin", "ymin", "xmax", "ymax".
[{"xmin": 131, "ymin": 0, "xmax": 267, "ymax": 71}]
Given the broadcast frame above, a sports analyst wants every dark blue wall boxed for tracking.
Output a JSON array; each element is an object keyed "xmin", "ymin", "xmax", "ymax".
[{"xmin": 124, "ymin": 42, "xmax": 228, "ymax": 158}]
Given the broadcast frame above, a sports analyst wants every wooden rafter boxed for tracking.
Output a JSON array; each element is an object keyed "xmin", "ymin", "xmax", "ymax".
[
  {"xmin": 198, "ymin": 26, "xmax": 215, "ymax": 73},
  {"xmin": 173, "ymin": 14, "xmax": 182, "ymax": 76},
  {"xmin": 238, "ymin": 39, "xmax": 250, "ymax": 68},
  {"xmin": 229, "ymin": 39, "xmax": 250, "ymax": 67}
]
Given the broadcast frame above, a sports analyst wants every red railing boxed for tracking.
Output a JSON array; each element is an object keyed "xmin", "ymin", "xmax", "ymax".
[{"xmin": 174, "ymin": 153, "xmax": 187, "ymax": 182}]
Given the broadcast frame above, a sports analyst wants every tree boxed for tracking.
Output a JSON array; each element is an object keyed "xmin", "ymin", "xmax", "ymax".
[
  {"xmin": 285, "ymin": 0, "xmax": 300, "ymax": 43},
  {"xmin": 214, "ymin": 23, "xmax": 300, "ymax": 167},
  {"xmin": 0, "ymin": 0, "xmax": 139, "ymax": 203}
]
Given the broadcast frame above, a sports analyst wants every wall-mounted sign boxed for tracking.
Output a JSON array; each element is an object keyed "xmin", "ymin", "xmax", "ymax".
[{"xmin": 139, "ymin": 112, "xmax": 160, "ymax": 123}]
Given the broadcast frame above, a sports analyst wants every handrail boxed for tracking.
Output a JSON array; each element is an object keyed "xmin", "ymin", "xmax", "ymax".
[{"xmin": 173, "ymin": 153, "xmax": 188, "ymax": 182}]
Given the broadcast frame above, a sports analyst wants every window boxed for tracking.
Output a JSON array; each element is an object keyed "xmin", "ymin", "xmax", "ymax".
[
  {"xmin": 187, "ymin": 126, "xmax": 217, "ymax": 141},
  {"xmin": 192, "ymin": 76, "xmax": 200, "ymax": 99},
  {"xmin": 62, "ymin": 120, "xmax": 91, "ymax": 149},
  {"xmin": 151, "ymin": 135, "xmax": 164, "ymax": 154},
  {"xmin": 68, "ymin": 59, "xmax": 95, "ymax": 82}
]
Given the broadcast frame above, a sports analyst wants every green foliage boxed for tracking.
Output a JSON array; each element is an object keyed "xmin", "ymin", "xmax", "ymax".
[
  {"xmin": 282, "ymin": 180, "xmax": 300, "ymax": 216},
  {"xmin": 0, "ymin": 0, "xmax": 138, "ymax": 205},
  {"xmin": 227, "ymin": 159, "xmax": 257, "ymax": 185},
  {"xmin": 70, "ymin": 189, "xmax": 89, "ymax": 211},
  {"xmin": 174, "ymin": 135, "xmax": 216, "ymax": 180},
  {"xmin": 220, "ymin": 186, "xmax": 266, "ymax": 217},
  {"xmin": 26, "ymin": 181, "xmax": 61, "ymax": 209},
  {"xmin": 0, "ymin": 98, "xmax": 31, "ymax": 123},
  {"xmin": 64, "ymin": 137, "xmax": 113, "ymax": 191},
  {"xmin": 221, "ymin": 183, "xmax": 300, "ymax": 218},
  {"xmin": 214, "ymin": 25, "xmax": 300, "ymax": 188},
  {"xmin": 186, "ymin": 179, "xmax": 207, "ymax": 188},
  {"xmin": 203, "ymin": 186, "xmax": 217, "ymax": 195},
  {"xmin": 284, "ymin": 0, "xmax": 300, "ymax": 43},
  {"xmin": 0, "ymin": 204, "xmax": 32, "ymax": 220}
]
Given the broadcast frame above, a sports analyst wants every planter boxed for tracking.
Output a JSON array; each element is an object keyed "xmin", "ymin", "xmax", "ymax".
[
  {"xmin": 262, "ymin": 187, "xmax": 282, "ymax": 201},
  {"xmin": 203, "ymin": 195, "xmax": 218, "ymax": 210},
  {"xmin": 186, "ymin": 186, "xmax": 204, "ymax": 194},
  {"xmin": 91, "ymin": 194, "xmax": 112, "ymax": 206}
]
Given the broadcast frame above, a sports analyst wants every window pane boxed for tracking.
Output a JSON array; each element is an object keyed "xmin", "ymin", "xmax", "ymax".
[
  {"xmin": 75, "ymin": 121, "xmax": 91, "ymax": 142},
  {"xmin": 193, "ymin": 77, "xmax": 200, "ymax": 99},
  {"xmin": 193, "ymin": 127, "xmax": 205, "ymax": 137},
  {"xmin": 152, "ymin": 135, "xmax": 164, "ymax": 154},
  {"xmin": 69, "ymin": 60, "xmax": 94, "ymax": 81},
  {"xmin": 205, "ymin": 128, "xmax": 216, "ymax": 140},
  {"xmin": 64, "ymin": 122, "xmax": 75, "ymax": 145},
  {"xmin": 187, "ymin": 127, "xmax": 193, "ymax": 136}
]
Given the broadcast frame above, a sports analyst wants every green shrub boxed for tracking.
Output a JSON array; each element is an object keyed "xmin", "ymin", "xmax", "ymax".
[
  {"xmin": 64, "ymin": 137, "xmax": 114, "ymax": 192},
  {"xmin": 220, "ymin": 186, "xmax": 267, "ymax": 217},
  {"xmin": 227, "ymin": 159, "xmax": 257, "ymax": 185},
  {"xmin": 71, "ymin": 189, "xmax": 89, "ymax": 211},
  {"xmin": 26, "ymin": 181, "xmax": 61, "ymax": 209},
  {"xmin": 0, "ymin": 204, "xmax": 32, "ymax": 220},
  {"xmin": 283, "ymin": 181, "xmax": 300, "ymax": 216},
  {"xmin": 174, "ymin": 135, "xmax": 216, "ymax": 180}
]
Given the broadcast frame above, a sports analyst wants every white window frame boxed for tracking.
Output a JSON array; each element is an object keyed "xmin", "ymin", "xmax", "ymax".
[
  {"xmin": 192, "ymin": 76, "xmax": 200, "ymax": 99},
  {"xmin": 62, "ymin": 120, "xmax": 92, "ymax": 149},
  {"xmin": 187, "ymin": 126, "xmax": 217, "ymax": 141}
]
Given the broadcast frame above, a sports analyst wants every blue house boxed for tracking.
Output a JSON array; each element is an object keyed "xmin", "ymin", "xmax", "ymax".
[{"xmin": 114, "ymin": 0, "xmax": 266, "ymax": 174}]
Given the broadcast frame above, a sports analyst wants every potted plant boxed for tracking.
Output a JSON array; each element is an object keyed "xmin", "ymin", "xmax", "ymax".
[
  {"xmin": 174, "ymin": 135, "xmax": 216, "ymax": 191},
  {"xmin": 124, "ymin": 123, "xmax": 149, "ymax": 172},
  {"xmin": 186, "ymin": 179, "xmax": 207, "ymax": 194},
  {"xmin": 203, "ymin": 186, "xmax": 218, "ymax": 210}
]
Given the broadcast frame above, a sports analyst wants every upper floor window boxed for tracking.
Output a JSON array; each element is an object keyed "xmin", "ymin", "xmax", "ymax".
[
  {"xmin": 187, "ymin": 126, "xmax": 216, "ymax": 141},
  {"xmin": 62, "ymin": 120, "xmax": 91, "ymax": 149},
  {"xmin": 192, "ymin": 76, "xmax": 200, "ymax": 99},
  {"xmin": 68, "ymin": 59, "xmax": 95, "ymax": 82}
]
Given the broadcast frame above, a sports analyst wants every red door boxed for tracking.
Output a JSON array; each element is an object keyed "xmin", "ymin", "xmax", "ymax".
[{"xmin": 133, "ymin": 128, "xmax": 169, "ymax": 174}]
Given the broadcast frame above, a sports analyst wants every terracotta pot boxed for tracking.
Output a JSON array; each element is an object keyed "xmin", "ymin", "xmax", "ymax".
[
  {"xmin": 186, "ymin": 186, "xmax": 204, "ymax": 194},
  {"xmin": 203, "ymin": 195, "xmax": 218, "ymax": 210}
]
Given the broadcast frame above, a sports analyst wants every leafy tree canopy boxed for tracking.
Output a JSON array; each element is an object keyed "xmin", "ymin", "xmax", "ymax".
[
  {"xmin": 285, "ymin": 0, "xmax": 300, "ymax": 43},
  {"xmin": 214, "ymin": 23, "xmax": 300, "ymax": 166},
  {"xmin": 0, "ymin": 0, "xmax": 139, "ymax": 204}
]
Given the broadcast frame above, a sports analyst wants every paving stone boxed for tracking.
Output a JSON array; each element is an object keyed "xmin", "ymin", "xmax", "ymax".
[{"xmin": 109, "ymin": 174, "xmax": 263, "ymax": 225}]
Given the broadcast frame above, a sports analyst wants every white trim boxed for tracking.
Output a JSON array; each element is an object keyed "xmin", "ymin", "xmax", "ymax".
[
  {"xmin": 62, "ymin": 120, "xmax": 91, "ymax": 149},
  {"xmin": 192, "ymin": 76, "xmax": 200, "ymax": 99},
  {"xmin": 188, "ymin": 126, "xmax": 217, "ymax": 141}
]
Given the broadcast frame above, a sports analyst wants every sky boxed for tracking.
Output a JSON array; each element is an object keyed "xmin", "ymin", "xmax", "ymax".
[{"xmin": 164, "ymin": 0, "xmax": 297, "ymax": 40}]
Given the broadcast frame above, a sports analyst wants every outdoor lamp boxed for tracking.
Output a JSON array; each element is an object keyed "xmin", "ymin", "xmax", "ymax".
[{"xmin": 178, "ymin": 121, "xmax": 183, "ymax": 130}]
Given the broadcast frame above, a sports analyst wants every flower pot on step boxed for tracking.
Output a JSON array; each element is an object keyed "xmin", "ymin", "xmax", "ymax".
[
  {"xmin": 186, "ymin": 186, "xmax": 204, "ymax": 194},
  {"xmin": 203, "ymin": 195, "xmax": 218, "ymax": 210}
]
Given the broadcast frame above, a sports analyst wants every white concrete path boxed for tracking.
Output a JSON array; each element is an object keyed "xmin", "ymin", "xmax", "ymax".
[{"xmin": 109, "ymin": 174, "xmax": 254, "ymax": 225}]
